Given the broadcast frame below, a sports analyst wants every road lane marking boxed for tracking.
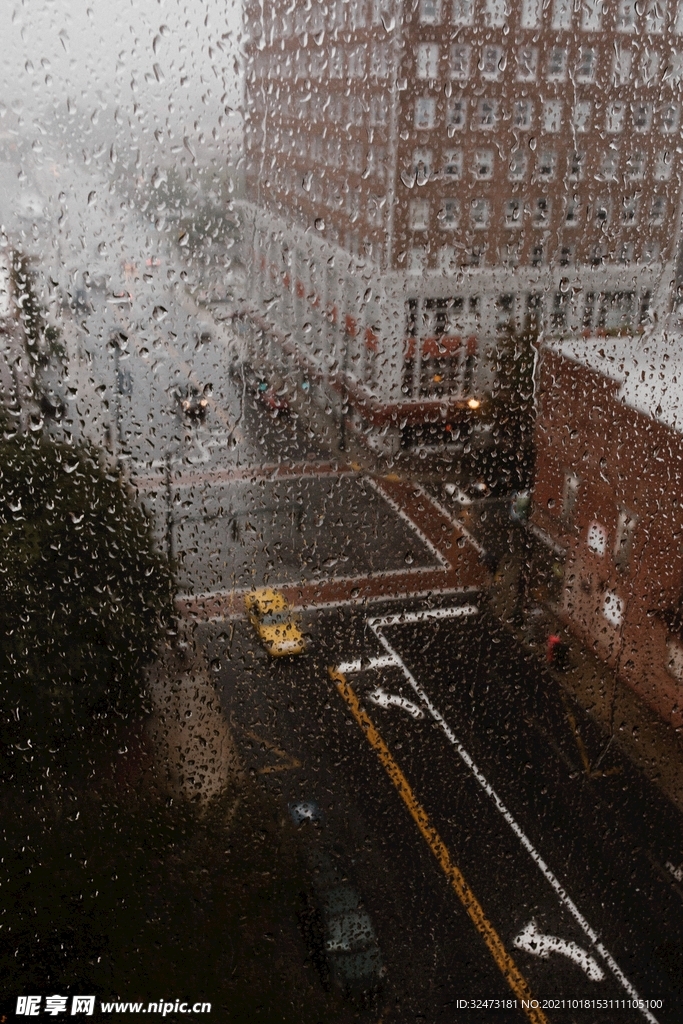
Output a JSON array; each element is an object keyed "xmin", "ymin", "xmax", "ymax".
[
  {"xmin": 414, "ymin": 484, "xmax": 487, "ymax": 556},
  {"xmin": 513, "ymin": 921, "xmax": 604, "ymax": 982},
  {"xmin": 368, "ymin": 604, "xmax": 479, "ymax": 627},
  {"xmin": 365, "ymin": 476, "xmax": 450, "ymax": 569},
  {"xmin": 366, "ymin": 623, "xmax": 659, "ymax": 1024},
  {"xmin": 330, "ymin": 669, "xmax": 549, "ymax": 1024},
  {"xmin": 337, "ymin": 655, "xmax": 399, "ymax": 674},
  {"xmin": 368, "ymin": 688, "xmax": 424, "ymax": 719}
]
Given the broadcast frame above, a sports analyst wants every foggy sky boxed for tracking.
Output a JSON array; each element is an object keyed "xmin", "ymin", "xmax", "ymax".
[{"xmin": 0, "ymin": 0, "xmax": 243, "ymax": 165}]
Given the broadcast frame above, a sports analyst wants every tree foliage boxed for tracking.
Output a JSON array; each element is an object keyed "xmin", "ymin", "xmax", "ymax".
[{"xmin": 0, "ymin": 436, "xmax": 173, "ymax": 775}]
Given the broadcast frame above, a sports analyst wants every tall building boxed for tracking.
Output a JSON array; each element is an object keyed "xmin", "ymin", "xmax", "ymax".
[{"xmin": 242, "ymin": 0, "xmax": 683, "ymax": 453}]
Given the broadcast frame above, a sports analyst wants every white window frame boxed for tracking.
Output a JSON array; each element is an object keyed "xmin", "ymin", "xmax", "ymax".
[{"xmin": 415, "ymin": 97, "xmax": 436, "ymax": 130}]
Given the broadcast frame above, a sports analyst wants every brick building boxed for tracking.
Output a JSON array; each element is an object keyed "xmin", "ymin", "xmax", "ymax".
[
  {"xmin": 241, "ymin": 0, "xmax": 683, "ymax": 451},
  {"xmin": 531, "ymin": 333, "xmax": 683, "ymax": 729}
]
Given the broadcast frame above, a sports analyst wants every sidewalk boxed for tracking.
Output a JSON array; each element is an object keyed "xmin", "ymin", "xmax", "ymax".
[{"xmin": 478, "ymin": 508, "xmax": 683, "ymax": 816}]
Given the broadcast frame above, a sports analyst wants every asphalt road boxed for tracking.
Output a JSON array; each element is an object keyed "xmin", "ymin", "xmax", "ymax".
[
  {"xmin": 195, "ymin": 601, "xmax": 683, "ymax": 1024},
  {"xmin": 13, "ymin": 174, "xmax": 683, "ymax": 1023}
]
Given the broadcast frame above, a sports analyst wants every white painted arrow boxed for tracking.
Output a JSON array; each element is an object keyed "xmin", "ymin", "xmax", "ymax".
[
  {"xmin": 368, "ymin": 687, "xmax": 424, "ymax": 719},
  {"xmin": 513, "ymin": 920, "xmax": 604, "ymax": 982}
]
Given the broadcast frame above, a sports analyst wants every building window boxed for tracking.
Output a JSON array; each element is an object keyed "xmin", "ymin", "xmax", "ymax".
[
  {"xmin": 369, "ymin": 95, "xmax": 388, "ymax": 126},
  {"xmin": 568, "ymin": 150, "xmax": 584, "ymax": 180},
  {"xmin": 367, "ymin": 194, "xmax": 384, "ymax": 227},
  {"xmin": 613, "ymin": 47, "xmax": 633, "ymax": 84},
  {"xmin": 417, "ymin": 43, "xmax": 440, "ymax": 80},
  {"xmin": 661, "ymin": 103, "xmax": 680, "ymax": 133},
  {"xmin": 547, "ymin": 47, "xmax": 567, "ymax": 80},
  {"xmin": 560, "ymin": 246, "xmax": 573, "ymax": 266},
  {"xmin": 633, "ymin": 102, "xmax": 653, "ymax": 131},
  {"xmin": 622, "ymin": 196, "xmax": 639, "ymax": 224},
  {"xmin": 640, "ymin": 47, "xmax": 660, "ymax": 83},
  {"xmin": 450, "ymin": 44, "xmax": 471, "ymax": 80},
  {"xmin": 415, "ymin": 97, "xmax": 436, "ymax": 129},
  {"xmin": 627, "ymin": 150, "xmax": 645, "ymax": 179},
  {"xmin": 542, "ymin": 100, "xmax": 562, "ymax": 133},
  {"xmin": 443, "ymin": 149, "xmax": 463, "ymax": 179},
  {"xmin": 481, "ymin": 46, "xmax": 504, "ymax": 79},
  {"xmin": 537, "ymin": 149, "xmax": 556, "ymax": 179},
  {"xmin": 576, "ymin": 47, "xmax": 597, "ymax": 81},
  {"xmin": 509, "ymin": 150, "xmax": 528, "ymax": 179},
  {"xmin": 573, "ymin": 101, "xmax": 592, "ymax": 132},
  {"xmin": 412, "ymin": 148, "xmax": 433, "ymax": 181},
  {"xmin": 439, "ymin": 198, "xmax": 461, "ymax": 228},
  {"xmin": 551, "ymin": 290, "xmax": 568, "ymax": 328},
  {"xmin": 410, "ymin": 200, "xmax": 430, "ymax": 231},
  {"xmin": 370, "ymin": 44, "xmax": 389, "ymax": 78},
  {"xmin": 501, "ymin": 241, "xmax": 521, "ymax": 267},
  {"xmin": 582, "ymin": 0, "xmax": 603, "ymax": 31},
  {"xmin": 603, "ymin": 591, "xmax": 624, "ymax": 627},
  {"xmin": 667, "ymin": 637, "xmax": 683, "ymax": 681},
  {"xmin": 517, "ymin": 47, "xmax": 538, "ymax": 82},
  {"xmin": 531, "ymin": 244, "xmax": 544, "ymax": 266},
  {"xmin": 514, "ymin": 100, "xmax": 533, "ymax": 129},
  {"xmin": 521, "ymin": 0, "xmax": 543, "ymax": 28},
  {"xmin": 348, "ymin": 96, "xmax": 364, "ymax": 125},
  {"xmin": 474, "ymin": 149, "xmax": 494, "ymax": 179},
  {"xmin": 351, "ymin": 0, "xmax": 368, "ymax": 29},
  {"xmin": 601, "ymin": 150, "xmax": 619, "ymax": 180},
  {"xmin": 552, "ymin": 0, "xmax": 572, "ymax": 30},
  {"xmin": 595, "ymin": 196, "xmax": 612, "ymax": 223},
  {"xmin": 447, "ymin": 99, "xmax": 467, "ymax": 130},
  {"xmin": 562, "ymin": 473, "xmax": 580, "ymax": 524},
  {"xmin": 606, "ymin": 102, "xmax": 625, "ymax": 133},
  {"xmin": 646, "ymin": 0, "xmax": 666, "ymax": 33},
  {"xmin": 452, "ymin": 0, "xmax": 474, "ymax": 24},
  {"xmin": 471, "ymin": 199, "xmax": 491, "ymax": 230},
  {"xmin": 485, "ymin": 0, "xmax": 508, "ymax": 27},
  {"xmin": 614, "ymin": 509, "xmax": 637, "ymax": 571},
  {"xmin": 565, "ymin": 199, "xmax": 580, "ymax": 226},
  {"xmin": 505, "ymin": 199, "xmax": 523, "ymax": 227},
  {"xmin": 654, "ymin": 150, "xmax": 673, "ymax": 180},
  {"xmin": 651, "ymin": 195, "xmax": 666, "ymax": 224},
  {"xmin": 587, "ymin": 521, "xmax": 607, "ymax": 556},
  {"xmin": 418, "ymin": 0, "xmax": 442, "ymax": 24},
  {"xmin": 477, "ymin": 98, "xmax": 499, "ymax": 128},
  {"xmin": 617, "ymin": 0, "xmax": 637, "ymax": 31},
  {"xmin": 591, "ymin": 245, "xmax": 605, "ymax": 266},
  {"xmin": 533, "ymin": 197, "xmax": 550, "ymax": 226}
]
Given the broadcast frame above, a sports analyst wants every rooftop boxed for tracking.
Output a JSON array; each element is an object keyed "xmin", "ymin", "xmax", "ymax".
[{"xmin": 550, "ymin": 325, "xmax": 683, "ymax": 434}]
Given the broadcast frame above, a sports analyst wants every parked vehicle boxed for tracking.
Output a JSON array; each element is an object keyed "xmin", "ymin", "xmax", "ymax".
[{"xmin": 291, "ymin": 806, "xmax": 385, "ymax": 1001}]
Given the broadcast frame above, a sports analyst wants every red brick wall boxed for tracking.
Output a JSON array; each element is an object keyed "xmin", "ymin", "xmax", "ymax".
[{"xmin": 532, "ymin": 347, "xmax": 683, "ymax": 728}]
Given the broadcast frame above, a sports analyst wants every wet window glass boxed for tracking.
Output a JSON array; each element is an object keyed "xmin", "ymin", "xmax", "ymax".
[{"xmin": 2, "ymin": 1, "xmax": 683, "ymax": 1022}]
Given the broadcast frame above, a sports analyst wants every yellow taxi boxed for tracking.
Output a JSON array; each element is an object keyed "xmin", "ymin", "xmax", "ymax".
[{"xmin": 244, "ymin": 588, "xmax": 305, "ymax": 656}]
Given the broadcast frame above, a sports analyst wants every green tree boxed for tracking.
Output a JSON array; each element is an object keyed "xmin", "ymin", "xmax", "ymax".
[{"xmin": 0, "ymin": 436, "xmax": 173, "ymax": 777}]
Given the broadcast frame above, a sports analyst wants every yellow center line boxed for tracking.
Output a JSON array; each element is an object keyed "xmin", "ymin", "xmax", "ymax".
[{"xmin": 329, "ymin": 667, "xmax": 549, "ymax": 1024}]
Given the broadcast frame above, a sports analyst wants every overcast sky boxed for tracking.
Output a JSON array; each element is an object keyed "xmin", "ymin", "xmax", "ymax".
[{"xmin": 0, "ymin": 0, "xmax": 243, "ymax": 164}]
